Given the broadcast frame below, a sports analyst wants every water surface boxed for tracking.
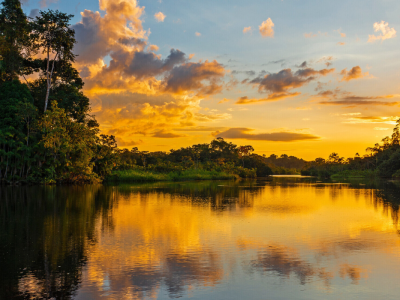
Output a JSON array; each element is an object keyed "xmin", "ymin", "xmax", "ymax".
[{"xmin": 1, "ymin": 178, "xmax": 400, "ymax": 299}]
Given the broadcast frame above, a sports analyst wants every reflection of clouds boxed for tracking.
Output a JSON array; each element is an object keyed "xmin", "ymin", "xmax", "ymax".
[
  {"xmin": 83, "ymin": 250, "xmax": 222, "ymax": 299},
  {"xmin": 339, "ymin": 264, "xmax": 369, "ymax": 284},
  {"xmin": 238, "ymin": 239, "xmax": 371, "ymax": 288},
  {"xmin": 248, "ymin": 245, "xmax": 330, "ymax": 285},
  {"xmin": 163, "ymin": 252, "xmax": 222, "ymax": 297}
]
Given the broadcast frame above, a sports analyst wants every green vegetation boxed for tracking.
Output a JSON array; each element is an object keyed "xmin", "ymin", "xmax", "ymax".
[
  {"xmin": 264, "ymin": 154, "xmax": 306, "ymax": 175},
  {"xmin": 108, "ymin": 138, "xmax": 267, "ymax": 183},
  {"xmin": 109, "ymin": 168, "xmax": 236, "ymax": 183}
]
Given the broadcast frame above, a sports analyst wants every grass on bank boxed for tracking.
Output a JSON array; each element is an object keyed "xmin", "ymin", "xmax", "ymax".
[
  {"xmin": 106, "ymin": 169, "xmax": 237, "ymax": 182},
  {"xmin": 331, "ymin": 169, "xmax": 377, "ymax": 179}
]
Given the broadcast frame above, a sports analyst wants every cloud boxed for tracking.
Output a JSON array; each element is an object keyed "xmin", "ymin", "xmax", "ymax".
[
  {"xmin": 152, "ymin": 130, "xmax": 185, "ymax": 138},
  {"xmin": 318, "ymin": 92, "xmax": 399, "ymax": 107},
  {"xmin": 163, "ymin": 60, "xmax": 226, "ymax": 96},
  {"xmin": 340, "ymin": 66, "xmax": 368, "ymax": 81},
  {"xmin": 374, "ymin": 127, "xmax": 390, "ymax": 131},
  {"xmin": 149, "ymin": 45, "xmax": 159, "ymax": 51},
  {"xmin": 28, "ymin": 9, "xmax": 40, "ymax": 19},
  {"xmin": 335, "ymin": 29, "xmax": 346, "ymax": 37},
  {"xmin": 72, "ymin": 0, "xmax": 147, "ymax": 64},
  {"xmin": 342, "ymin": 113, "xmax": 361, "ymax": 116},
  {"xmin": 337, "ymin": 42, "xmax": 346, "ymax": 46},
  {"xmin": 343, "ymin": 116, "xmax": 400, "ymax": 125},
  {"xmin": 263, "ymin": 59, "xmax": 286, "ymax": 67},
  {"xmin": 39, "ymin": 0, "xmax": 57, "ymax": 8},
  {"xmin": 241, "ymin": 67, "xmax": 333, "ymax": 103},
  {"xmin": 317, "ymin": 56, "xmax": 334, "ymax": 67},
  {"xmin": 195, "ymin": 32, "xmax": 202, "ymax": 37},
  {"xmin": 116, "ymin": 138, "xmax": 144, "ymax": 147},
  {"xmin": 368, "ymin": 21, "xmax": 396, "ymax": 42},
  {"xmin": 304, "ymin": 31, "xmax": 327, "ymax": 38},
  {"xmin": 259, "ymin": 18, "xmax": 274, "ymax": 38},
  {"xmin": 124, "ymin": 49, "xmax": 186, "ymax": 79},
  {"xmin": 232, "ymin": 70, "xmax": 256, "ymax": 76},
  {"xmin": 235, "ymin": 93, "xmax": 300, "ymax": 104},
  {"xmin": 174, "ymin": 126, "xmax": 226, "ymax": 132},
  {"xmin": 243, "ymin": 26, "xmax": 252, "ymax": 34},
  {"xmin": 69, "ymin": 0, "xmax": 230, "ymax": 148},
  {"xmin": 194, "ymin": 112, "xmax": 231, "ymax": 122},
  {"xmin": 212, "ymin": 128, "xmax": 320, "ymax": 142},
  {"xmin": 218, "ymin": 98, "xmax": 230, "ymax": 104},
  {"xmin": 296, "ymin": 61, "xmax": 307, "ymax": 68},
  {"xmin": 154, "ymin": 12, "xmax": 166, "ymax": 22}
]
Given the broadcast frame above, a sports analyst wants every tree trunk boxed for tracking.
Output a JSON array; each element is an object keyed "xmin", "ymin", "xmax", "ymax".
[{"xmin": 44, "ymin": 49, "xmax": 58, "ymax": 112}]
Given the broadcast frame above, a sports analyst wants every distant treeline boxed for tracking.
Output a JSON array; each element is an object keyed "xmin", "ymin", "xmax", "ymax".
[
  {"xmin": 111, "ymin": 138, "xmax": 273, "ymax": 181},
  {"xmin": 301, "ymin": 119, "xmax": 400, "ymax": 179}
]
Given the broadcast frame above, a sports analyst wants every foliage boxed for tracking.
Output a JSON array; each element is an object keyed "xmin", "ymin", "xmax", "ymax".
[
  {"xmin": 0, "ymin": 0, "xmax": 32, "ymax": 81},
  {"xmin": 107, "ymin": 168, "xmax": 237, "ymax": 183}
]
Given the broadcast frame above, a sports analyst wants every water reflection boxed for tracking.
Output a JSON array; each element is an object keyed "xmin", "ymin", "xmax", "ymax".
[{"xmin": 0, "ymin": 179, "xmax": 400, "ymax": 299}]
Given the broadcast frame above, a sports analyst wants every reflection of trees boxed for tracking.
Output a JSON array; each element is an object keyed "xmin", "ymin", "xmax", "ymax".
[
  {"xmin": 369, "ymin": 180, "xmax": 400, "ymax": 229},
  {"xmin": 114, "ymin": 180, "xmax": 267, "ymax": 212},
  {"xmin": 0, "ymin": 186, "xmax": 115, "ymax": 299}
]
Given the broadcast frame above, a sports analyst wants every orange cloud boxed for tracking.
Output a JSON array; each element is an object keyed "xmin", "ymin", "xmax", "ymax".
[
  {"xmin": 337, "ymin": 42, "xmax": 346, "ymax": 46},
  {"xmin": 218, "ymin": 98, "xmax": 230, "ymax": 104},
  {"xmin": 368, "ymin": 21, "xmax": 396, "ymax": 42},
  {"xmin": 343, "ymin": 116, "xmax": 400, "ymax": 125},
  {"xmin": 317, "ymin": 56, "xmax": 334, "ymax": 67},
  {"xmin": 149, "ymin": 45, "xmax": 159, "ymax": 51},
  {"xmin": 318, "ymin": 90, "xmax": 399, "ymax": 107},
  {"xmin": 235, "ymin": 93, "xmax": 300, "ymax": 104},
  {"xmin": 212, "ymin": 128, "xmax": 320, "ymax": 142},
  {"xmin": 154, "ymin": 12, "xmax": 166, "ymax": 22},
  {"xmin": 304, "ymin": 31, "xmax": 328, "ymax": 38},
  {"xmin": 243, "ymin": 26, "xmax": 252, "ymax": 34},
  {"xmin": 152, "ymin": 130, "xmax": 185, "ymax": 138},
  {"xmin": 195, "ymin": 32, "xmax": 202, "ymax": 37},
  {"xmin": 340, "ymin": 66, "xmax": 368, "ymax": 81},
  {"xmin": 335, "ymin": 28, "xmax": 346, "ymax": 37},
  {"xmin": 259, "ymin": 18, "xmax": 274, "ymax": 38}
]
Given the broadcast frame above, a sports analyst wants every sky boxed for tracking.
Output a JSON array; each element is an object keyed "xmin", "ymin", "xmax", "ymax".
[{"xmin": 20, "ymin": 0, "xmax": 400, "ymax": 160}]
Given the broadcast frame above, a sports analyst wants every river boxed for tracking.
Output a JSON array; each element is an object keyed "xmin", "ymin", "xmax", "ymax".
[{"xmin": 1, "ymin": 177, "xmax": 400, "ymax": 299}]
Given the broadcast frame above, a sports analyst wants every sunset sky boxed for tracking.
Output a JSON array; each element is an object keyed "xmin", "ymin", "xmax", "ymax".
[{"xmin": 21, "ymin": 0, "xmax": 400, "ymax": 160}]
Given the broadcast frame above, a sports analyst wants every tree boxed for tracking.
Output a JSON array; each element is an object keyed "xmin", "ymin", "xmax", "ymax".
[
  {"xmin": 30, "ymin": 10, "xmax": 75, "ymax": 112},
  {"xmin": 38, "ymin": 101, "xmax": 100, "ymax": 183},
  {"xmin": 0, "ymin": 0, "xmax": 32, "ymax": 82},
  {"xmin": 16, "ymin": 101, "xmax": 38, "ymax": 146},
  {"xmin": 238, "ymin": 145, "xmax": 254, "ymax": 167}
]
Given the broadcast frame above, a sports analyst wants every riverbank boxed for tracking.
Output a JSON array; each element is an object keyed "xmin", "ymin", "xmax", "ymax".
[
  {"xmin": 330, "ymin": 169, "xmax": 377, "ymax": 180},
  {"xmin": 106, "ymin": 169, "xmax": 238, "ymax": 183}
]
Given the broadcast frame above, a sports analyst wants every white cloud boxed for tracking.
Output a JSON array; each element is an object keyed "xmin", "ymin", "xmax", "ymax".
[
  {"xmin": 374, "ymin": 127, "xmax": 389, "ymax": 131},
  {"xmin": 368, "ymin": 21, "xmax": 396, "ymax": 42},
  {"xmin": 259, "ymin": 18, "xmax": 274, "ymax": 38},
  {"xmin": 154, "ymin": 12, "xmax": 166, "ymax": 22}
]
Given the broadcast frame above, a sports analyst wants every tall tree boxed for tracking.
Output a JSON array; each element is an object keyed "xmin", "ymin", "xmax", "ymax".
[{"xmin": 30, "ymin": 10, "xmax": 75, "ymax": 112}]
